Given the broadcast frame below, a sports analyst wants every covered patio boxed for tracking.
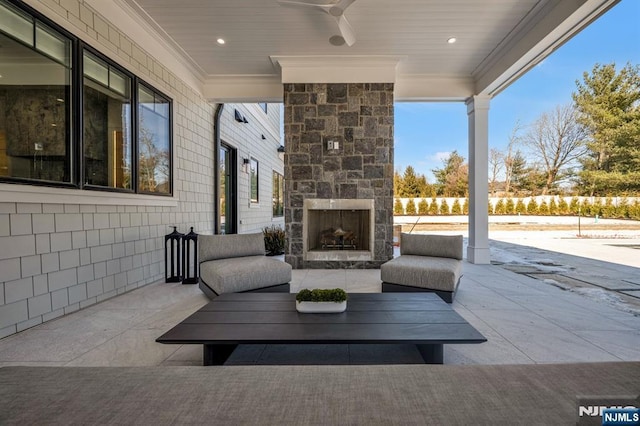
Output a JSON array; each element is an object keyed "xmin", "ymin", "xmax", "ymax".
[{"xmin": 1, "ymin": 236, "xmax": 638, "ymax": 366}]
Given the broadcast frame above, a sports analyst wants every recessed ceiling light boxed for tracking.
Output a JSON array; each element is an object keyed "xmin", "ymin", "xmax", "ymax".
[
  {"xmin": 216, "ymin": 38, "xmax": 225, "ymax": 45},
  {"xmin": 447, "ymin": 37, "xmax": 457, "ymax": 44}
]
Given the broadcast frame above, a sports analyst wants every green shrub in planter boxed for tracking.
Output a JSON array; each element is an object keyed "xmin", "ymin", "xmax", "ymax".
[
  {"xmin": 296, "ymin": 288, "xmax": 347, "ymax": 303},
  {"xmin": 263, "ymin": 225, "xmax": 286, "ymax": 256}
]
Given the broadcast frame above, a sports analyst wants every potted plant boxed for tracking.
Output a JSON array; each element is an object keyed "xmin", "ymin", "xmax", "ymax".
[
  {"xmin": 263, "ymin": 225, "xmax": 285, "ymax": 256},
  {"xmin": 295, "ymin": 288, "xmax": 348, "ymax": 313}
]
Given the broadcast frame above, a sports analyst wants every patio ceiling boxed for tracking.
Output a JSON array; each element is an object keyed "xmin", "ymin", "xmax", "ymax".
[{"xmin": 87, "ymin": 0, "xmax": 618, "ymax": 102}]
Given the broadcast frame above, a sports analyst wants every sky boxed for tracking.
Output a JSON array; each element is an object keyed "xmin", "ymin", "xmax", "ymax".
[{"xmin": 394, "ymin": 0, "xmax": 640, "ymax": 181}]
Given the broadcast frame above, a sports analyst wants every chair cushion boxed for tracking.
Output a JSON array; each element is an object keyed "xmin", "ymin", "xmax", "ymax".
[
  {"xmin": 400, "ymin": 234, "xmax": 463, "ymax": 260},
  {"xmin": 200, "ymin": 256, "xmax": 292, "ymax": 294},
  {"xmin": 199, "ymin": 233, "xmax": 265, "ymax": 262},
  {"xmin": 380, "ymin": 255, "xmax": 462, "ymax": 292}
]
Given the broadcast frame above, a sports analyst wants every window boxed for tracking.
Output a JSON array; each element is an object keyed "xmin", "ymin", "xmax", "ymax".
[
  {"xmin": 273, "ymin": 171, "xmax": 284, "ymax": 217},
  {"xmin": 250, "ymin": 157, "xmax": 259, "ymax": 203},
  {"xmin": 83, "ymin": 50, "xmax": 132, "ymax": 189},
  {"xmin": 0, "ymin": 0, "xmax": 173, "ymax": 196},
  {"xmin": 259, "ymin": 103, "xmax": 267, "ymax": 113},
  {"xmin": 0, "ymin": 2, "xmax": 72, "ymax": 183},
  {"xmin": 138, "ymin": 84, "xmax": 171, "ymax": 194}
]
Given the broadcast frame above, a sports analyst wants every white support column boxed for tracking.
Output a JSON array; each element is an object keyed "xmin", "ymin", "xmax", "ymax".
[{"xmin": 466, "ymin": 96, "xmax": 491, "ymax": 264}]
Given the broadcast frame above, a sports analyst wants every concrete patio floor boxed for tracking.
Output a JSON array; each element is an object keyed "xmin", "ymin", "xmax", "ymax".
[{"xmin": 0, "ymin": 233, "xmax": 639, "ymax": 367}]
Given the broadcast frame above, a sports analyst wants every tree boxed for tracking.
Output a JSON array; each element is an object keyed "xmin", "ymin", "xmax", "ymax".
[
  {"xmin": 573, "ymin": 62, "xmax": 640, "ymax": 195},
  {"xmin": 394, "ymin": 198, "xmax": 404, "ymax": 215},
  {"xmin": 402, "ymin": 166, "xmax": 421, "ymax": 197},
  {"xmin": 432, "ymin": 151, "xmax": 468, "ymax": 197},
  {"xmin": 417, "ymin": 199, "xmax": 429, "ymax": 214},
  {"xmin": 451, "ymin": 199, "xmax": 462, "ymax": 215},
  {"xmin": 489, "ymin": 148, "xmax": 503, "ymax": 195},
  {"xmin": 503, "ymin": 122, "xmax": 523, "ymax": 194},
  {"xmin": 522, "ymin": 104, "xmax": 588, "ymax": 195},
  {"xmin": 405, "ymin": 199, "xmax": 417, "ymax": 215}
]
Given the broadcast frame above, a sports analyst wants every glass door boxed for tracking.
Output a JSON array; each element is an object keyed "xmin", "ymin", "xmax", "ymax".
[{"xmin": 218, "ymin": 143, "xmax": 237, "ymax": 234}]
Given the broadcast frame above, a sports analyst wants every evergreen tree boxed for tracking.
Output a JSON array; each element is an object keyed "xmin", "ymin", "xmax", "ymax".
[
  {"xmin": 428, "ymin": 197, "xmax": 439, "ymax": 215},
  {"xmin": 432, "ymin": 151, "xmax": 468, "ymax": 197},
  {"xmin": 539, "ymin": 200, "xmax": 549, "ymax": 215},
  {"xmin": 515, "ymin": 199, "xmax": 526, "ymax": 214},
  {"xmin": 573, "ymin": 63, "xmax": 640, "ymax": 195},
  {"xmin": 549, "ymin": 198, "xmax": 558, "ymax": 215},
  {"xmin": 439, "ymin": 199, "xmax": 450, "ymax": 215},
  {"xmin": 527, "ymin": 198, "xmax": 539, "ymax": 214},
  {"xmin": 505, "ymin": 198, "xmax": 515, "ymax": 214},
  {"xmin": 405, "ymin": 199, "xmax": 417, "ymax": 215},
  {"xmin": 402, "ymin": 166, "xmax": 421, "ymax": 197},
  {"xmin": 463, "ymin": 198, "xmax": 469, "ymax": 214},
  {"xmin": 451, "ymin": 199, "xmax": 462, "ymax": 215},
  {"xmin": 494, "ymin": 199, "xmax": 506, "ymax": 215},
  {"xmin": 558, "ymin": 197, "xmax": 569, "ymax": 215},
  {"xmin": 569, "ymin": 197, "xmax": 580, "ymax": 214},
  {"xmin": 417, "ymin": 199, "xmax": 429, "ymax": 215},
  {"xmin": 394, "ymin": 198, "xmax": 404, "ymax": 215}
]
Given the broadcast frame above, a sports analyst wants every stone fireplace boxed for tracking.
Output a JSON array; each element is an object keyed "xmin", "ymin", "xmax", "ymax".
[{"xmin": 284, "ymin": 83, "xmax": 394, "ymax": 269}]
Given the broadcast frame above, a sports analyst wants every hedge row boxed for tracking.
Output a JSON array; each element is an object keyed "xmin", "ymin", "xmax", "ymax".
[{"xmin": 395, "ymin": 197, "xmax": 640, "ymax": 220}]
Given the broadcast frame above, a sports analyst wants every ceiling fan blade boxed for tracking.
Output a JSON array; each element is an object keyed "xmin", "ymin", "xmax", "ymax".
[
  {"xmin": 335, "ymin": 0, "xmax": 356, "ymax": 12},
  {"xmin": 277, "ymin": 0, "xmax": 331, "ymax": 14},
  {"xmin": 336, "ymin": 14, "xmax": 356, "ymax": 46}
]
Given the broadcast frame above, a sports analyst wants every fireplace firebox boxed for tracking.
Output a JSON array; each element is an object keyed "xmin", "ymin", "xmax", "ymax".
[{"xmin": 303, "ymin": 199, "xmax": 374, "ymax": 262}]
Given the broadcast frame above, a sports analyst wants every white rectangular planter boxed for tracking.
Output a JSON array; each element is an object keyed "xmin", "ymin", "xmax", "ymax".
[{"xmin": 296, "ymin": 301, "xmax": 347, "ymax": 313}]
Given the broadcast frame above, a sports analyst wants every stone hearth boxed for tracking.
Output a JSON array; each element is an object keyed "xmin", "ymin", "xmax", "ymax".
[{"xmin": 283, "ymin": 83, "xmax": 394, "ymax": 269}]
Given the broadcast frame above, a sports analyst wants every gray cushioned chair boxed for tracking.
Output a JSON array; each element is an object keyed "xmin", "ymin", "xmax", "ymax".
[
  {"xmin": 380, "ymin": 233, "xmax": 463, "ymax": 303},
  {"xmin": 198, "ymin": 233, "xmax": 292, "ymax": 299}
]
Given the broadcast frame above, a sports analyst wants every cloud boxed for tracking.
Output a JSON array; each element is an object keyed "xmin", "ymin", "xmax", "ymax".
[{"xmin": 429, "ymin": 151, "xmax": 451, "ymax": 163}]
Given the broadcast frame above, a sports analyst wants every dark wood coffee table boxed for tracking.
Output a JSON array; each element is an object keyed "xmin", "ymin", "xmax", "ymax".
[{"xmin": 156, "ymin": 292, "xmax": 486, "ymax": 365}]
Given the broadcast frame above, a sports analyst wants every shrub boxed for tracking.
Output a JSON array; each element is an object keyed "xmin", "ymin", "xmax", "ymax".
[
  {"xmin": 515, "ymin": 199, "xmax": 526, "ymax": 214},
  {"xmin": 429, "ymin": 197, "xmax": 439, "ymax": 215},
  {"xmin": 558, "ymin": 197, "xmax": 569, "ymax": 215},
  {"xmin": 296, "ymin": 288, "xmax": 347, "ymax": 303},
  {"xmin": 440, "ymin": 199, "xmax": 450, "ymax": 215},
  {"xmin": 548, "ymin": 198, "xmax": 558, "ymax": 215},
  {"xmin": 569, "ymin": 197, "xmax": 580, "ymax": 214},
  {"xmin": 463, "ymin": 198, "xmax": 469, "ymax": 214},
  {"xmin": 538, "ymin": 200, "xmax": 549, "ymax": 215},
  {"xmin": 602, "ymin": 197, "xmax": 615, "ymax": 218},
  {"xmin": 505, "ymin": 198, "xmax": 515, "ymax": 214},
  {"xmin": 580, "ymin": 199, "xmax": 592, "ymax": 216},
  {"xmin": 263, "ymin": 225, "xmax": 286, "ymax": 256},
  {"xmin": 591, "ymin": 198, "xmax": 603, "ymax": 217},
  {"xmin": 405, "ymin": 199, "xmax": 417, "ymax": 215},
  {"xmin": 417, "ymin": 199, "xmax": 429, "ymax": 215},
  {"xmin": 630, "ymin": 200, "xmax": 640, "ymax": 220},
  {"xmin": 527, "ymin": 198, "xmax": 539, "ymax": 215},
  {"xmin": 616, "ymin": 198, "xmax": 629, "ymax": 218},
  {"xmin": 494, "ymin": 199, "xmax": 506, "ymax": 215},
  {"xmin": 451, "ymin": 199, "xmax": 462, "ymax": 215},
  {"xmin": 394, "ymin": 198, "xmax": 404, "ymax": 215}
]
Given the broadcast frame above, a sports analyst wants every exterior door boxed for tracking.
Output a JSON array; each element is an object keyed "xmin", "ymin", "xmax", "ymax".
[{"xmin": 218, "ymin": 143, "xmax": 237, "ymax": 234}]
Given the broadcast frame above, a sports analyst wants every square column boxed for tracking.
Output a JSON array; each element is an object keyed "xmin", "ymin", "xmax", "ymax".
[{"xmin": 466, "ymin": 96, "xmax": 491, "ymax": 264}]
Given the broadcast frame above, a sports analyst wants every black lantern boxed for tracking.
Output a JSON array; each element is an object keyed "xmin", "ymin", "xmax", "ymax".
[
  {"xmin": 182, "ymin": 227, "xmax": 199, "ymax": 284},
  {"xmin": 165, "ymin": 226, "xmax": 183, "ymax": 282}
]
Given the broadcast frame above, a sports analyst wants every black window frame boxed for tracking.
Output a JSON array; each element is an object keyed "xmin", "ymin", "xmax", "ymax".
[
  {"xmin": 249, "ymin": 157, "xmax": 259, "ymax": 203},
  {"xmin": 272, "ymin": 170, "xmax": 284, "ymax": 217},
  {"xmin": 0, "ymin": 0, "xmax": 173, "ymax": 196}
]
